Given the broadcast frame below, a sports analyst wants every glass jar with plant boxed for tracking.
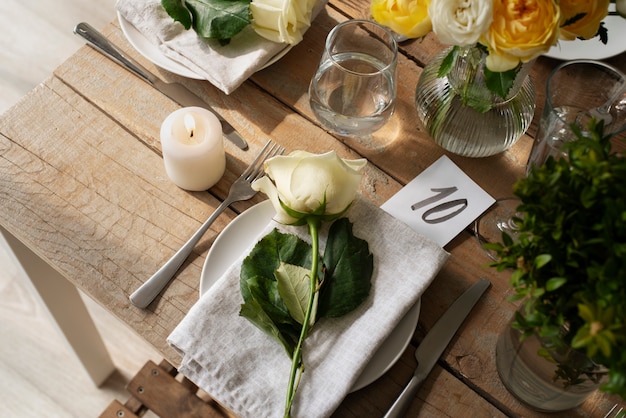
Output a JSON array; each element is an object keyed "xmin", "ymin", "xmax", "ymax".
[{"xmin": 487, "ymin": 119, "xmax": 626, "ymax": 410}]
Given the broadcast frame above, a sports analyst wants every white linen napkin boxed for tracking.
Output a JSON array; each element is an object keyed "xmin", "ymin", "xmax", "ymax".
[
  {"xmin": 115, "ymin": 0, "xmax": 322, "ymax": 94},
  {"xmin": 167, "ymin": 197, "xmax": 449, "ymax": 418}
]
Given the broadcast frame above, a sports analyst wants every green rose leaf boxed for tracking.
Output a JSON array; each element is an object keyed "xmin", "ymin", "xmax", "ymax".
[
  {"xmin": 275, "ymin": 262, "xmax": 313, "ymax": 325},
  {"xmin": 438, "ymin": 46, "xmax": 458, "ymax": 78},
  {"xmin": 162, "ymin": 0, "xmax": 251, "ymax": 42},
  {"xmin": 161, "ymin": 0, "xmax": 192, "ymax": 29},
  {"xmin": 318, "ymin": 218, "xmax": 373, "ymax": 318},
  {"xmin": 240, "ymin": 275, "xmax": 302, "ymax": 355},
  {"xmin": 484, "ymin": 65, "xmax": 518, "ymax": 100},
  {"xmin": 240, "ymin": 298, "xmax": 297, "ymax": 357},
  {"xmin": 240, "ymin": 228, "xmax": 313, "ymax": 302},
  {"xmin": 239, "ymin": 229, "xmax": 313, "ymax": 356}
]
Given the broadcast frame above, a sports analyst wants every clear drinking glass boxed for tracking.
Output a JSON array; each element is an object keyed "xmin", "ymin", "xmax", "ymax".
[
  {"xmin": 309, "ymin": 20, "xmax": 398, "ymax": 137},
  {"xmin": 526, "ymin": 60, "xmax": 626, "ymax": 174},
  {"xmin": 475, "ymin": 60, "xmax": 626, "ymax": 260}
]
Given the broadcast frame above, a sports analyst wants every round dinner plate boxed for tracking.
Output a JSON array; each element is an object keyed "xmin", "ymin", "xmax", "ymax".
[
  {"xmin": 199, "ymin": 200, "xmax": 421, "ymax": 392},
  {"xmin": 117, "ymin": 12, "xmax": 293, "ymax": 80},
  {"xmin": 544, "ymin": 6, "xmax": 626, "ymax": 60}
]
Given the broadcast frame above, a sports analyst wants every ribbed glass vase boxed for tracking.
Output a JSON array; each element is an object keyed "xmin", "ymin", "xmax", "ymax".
[{"xmin": 415, "ymin": 45, "xmax": 535, "ymax": 158}]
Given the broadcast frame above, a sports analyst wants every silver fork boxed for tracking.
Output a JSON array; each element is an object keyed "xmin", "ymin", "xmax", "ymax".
[
  {"xmin": 130, "ymin": 140, "xmax": 285, "ymax": 308},
  {"xmin": 606, "ymin": 404, "xmax": 626, "ymax": 418}
]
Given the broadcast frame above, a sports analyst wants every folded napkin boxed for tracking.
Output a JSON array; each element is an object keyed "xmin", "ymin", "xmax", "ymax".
[
  {"xmin": 115, "ymin": 0, "xmax": 322, "ymax": 94},
  {"xmin": 167, "ymin": 197, "xmax": 449, "ymax": 418}
]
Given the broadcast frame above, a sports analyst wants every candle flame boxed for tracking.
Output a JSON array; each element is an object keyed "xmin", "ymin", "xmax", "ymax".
[{"xmin": 184, "ymin": 113, "xmax": 196, "ymax": 138}]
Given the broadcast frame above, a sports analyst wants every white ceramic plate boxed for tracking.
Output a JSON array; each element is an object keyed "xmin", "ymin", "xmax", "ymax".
[
  {"xmin": 117, "ymin": 12, "xmax": 293, "ymax": 80},
  {"xmin": 199, "ymin": 200, "xmax": 421, "ymax": 392},
  {"xmin": 545, "ymin": 6, "xmax": 626, "ymax": 60}
]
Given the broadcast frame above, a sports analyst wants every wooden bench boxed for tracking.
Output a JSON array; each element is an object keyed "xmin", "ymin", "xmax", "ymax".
[{"xmin": 99, "ymin": 360, "xmax": 233, "ymax": 418}]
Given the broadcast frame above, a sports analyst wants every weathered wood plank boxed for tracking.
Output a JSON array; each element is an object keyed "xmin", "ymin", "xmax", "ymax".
[
  {"xmin": 335, "ymin": 345, "xmax": 508, "ymax": 417},
  {"xmin": 0, "ymin": 79, "xmax": 229, "ymax": 361}
]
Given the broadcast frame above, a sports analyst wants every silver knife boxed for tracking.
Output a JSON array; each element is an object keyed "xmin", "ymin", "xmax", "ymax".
[
  {"xmin": 384, "ymin": 279, "xmax": 490, "ymax": 418},
  {"xmin": 73, "ymin": 22, "xmax": 248, "ymax": 151}
]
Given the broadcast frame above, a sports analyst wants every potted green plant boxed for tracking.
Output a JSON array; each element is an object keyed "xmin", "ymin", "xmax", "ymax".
[{"xmin": 488, "ymin": 119, "xmax": 626, "ymax": 411}]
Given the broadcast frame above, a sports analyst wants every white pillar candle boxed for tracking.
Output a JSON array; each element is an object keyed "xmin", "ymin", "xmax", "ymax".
[{"xmin": 160, "ymin": 107, "xmax": 226, "ymax": 191}]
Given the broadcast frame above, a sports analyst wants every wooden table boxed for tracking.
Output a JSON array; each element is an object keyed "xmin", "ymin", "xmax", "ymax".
[{"xmin": 2, "ymin": 3, "xmax": 625, "ymax": 416}]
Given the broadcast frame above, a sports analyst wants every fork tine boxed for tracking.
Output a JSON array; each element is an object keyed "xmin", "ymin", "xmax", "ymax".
[
  {"xmin": 243, "ymin": 141, "xmax": 285, "ymax": 182},
  {"xmin": 239, "ymin": 140, "xmax": 273, "ymax": 179},
  {"xmin": 248, "ymin": 143, "xmax": 285, "ymax": 182}
]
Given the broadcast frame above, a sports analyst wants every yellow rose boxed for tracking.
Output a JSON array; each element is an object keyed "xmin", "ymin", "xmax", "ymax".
[
  {"xmin": 559, "ymin": 0, "xmax": 609, "ymax": 40},
  {"xmin": 371, "ymin": 0, "xmax": 432, "ymax": 39},
  {"xmin": 482, "ymin": 0, "xmax": 560, "ymax": 72}
]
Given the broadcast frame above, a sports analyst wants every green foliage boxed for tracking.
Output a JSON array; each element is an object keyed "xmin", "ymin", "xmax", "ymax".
[
  {"xmin": 490, "ymin": 119, "xmax": 626, "ymax": 398},
  {"xmin": 239, "ymin": 221, "xmax": 372, "ymax": 358},
  {"xmin": 161, "ymin": 0, "xmax": 192, "ymax": 29},
  {"xmin": 318, "ymin": 218, "xmax": 373, "ymax": 317},
  {"xmin": 275, "ymin": 263, "xmax": 314, "ymax": 325},
  {"xmin": 161, "ymin": 0, "xmax": 251, "ymax": 42},
  {"xmin": 239, "ymin": 229, "xmax": 313, "ymax": 356},
  {"xmin": 484, "ymin": 64, "xmax": 519, "ymax": 100},
  {"xmin": 438, "ymin": 46, "xmax": 458, "ymax": 78},
  {"xmin": 438, "ymin": 45, "xmax": 520, "ymax": 113}
]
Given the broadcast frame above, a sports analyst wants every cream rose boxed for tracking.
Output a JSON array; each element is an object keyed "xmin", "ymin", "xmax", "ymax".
[
  {"xmin": 371, "ymin": 0, "xmax": 432, "ymax": 39},
  {"xmin": 251, "ymin": 0, "xmax": 318, "ymax": 44},
  {"xmin": 482, "ymin": 0, "xmax": 560, "ymax": 72},
  {"xmin": 429, "ymin": 0, "xmax": 493, "ymax": 46},
  {"xmin": 252, "ymin": 150, "xmax": 367, "ymax": 225},
  {"xmin": 559, "ymin": 0, "xmax": 609, "ymax": 40}
]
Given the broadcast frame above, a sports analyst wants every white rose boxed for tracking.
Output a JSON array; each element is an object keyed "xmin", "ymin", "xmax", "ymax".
[
  {"xmin": 251, "ymin": 150, "xmax": 366, "ymax": 225},
  {"xmin": 429, "ymin": 0, "xmax": 493, "ymax": 46},
  {"xmin": 251, "ymin": 0, "xmax": 318, "ymax": 44}
]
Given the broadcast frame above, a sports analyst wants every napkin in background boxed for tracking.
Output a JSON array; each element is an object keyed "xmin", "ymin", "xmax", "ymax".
[
  {"xmin": 167, "ymin": 197, "xmax": 449, "ymax": 418},
  {"xmin": 115, "ymin": 0, "xmax": 323, "ymax": 94}
]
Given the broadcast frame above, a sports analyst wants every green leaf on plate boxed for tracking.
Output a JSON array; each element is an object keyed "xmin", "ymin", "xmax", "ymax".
[
  {"xmin": 318, "ymin": 218, "xmax": 373, "ymax": 318},
  {"xmin": 240, "ymin": 228, "xmax": 313, "ymax": 302},
  {"xmin": 240, "ymin": 275, "xmax": 301, "ymax": 355},
  {"xmin": 161, "ymin": 0, "xmax": 192, "ymax": 29},
  {"xmin": 275, "ymin": 262, "xmax": 311, "ymax": 325},
  {"xmin": 161, "ymin": 0, "xmax": 251, "ymax": 41},
  {"xmin": 185, "ymin": 0, "xmax": 251, "ymax": 41}
]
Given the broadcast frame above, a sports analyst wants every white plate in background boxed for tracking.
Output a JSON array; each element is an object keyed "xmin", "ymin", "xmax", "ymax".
[
  {"xmin": 118, "ymin": 12, "xmax": 292, "ymax": 79},
  {"xmin": 545, "ymin": 6, "xmax": 626, "ymax": 60}
]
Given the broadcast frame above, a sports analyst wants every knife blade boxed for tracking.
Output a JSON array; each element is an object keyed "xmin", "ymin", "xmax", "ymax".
[
  {"xmin": 383, "ymin": 278, "xmax": 490, "ymax": 418},
  {"xmin": 73, "ymin": 22, "xmax": 249, "ymax": 151}
]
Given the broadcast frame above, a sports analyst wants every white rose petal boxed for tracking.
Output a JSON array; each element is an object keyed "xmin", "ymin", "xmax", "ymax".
[
  {"xmin": 251, "ymin": 0, "xmax": 317, "ymax": 44},
  {"xmin": 429, "ymin": 0, "xmax": 493, "ymax": 46},
  {"xmin": 251, "ymin": 150, "xmax": 366, "ymax": 224}
]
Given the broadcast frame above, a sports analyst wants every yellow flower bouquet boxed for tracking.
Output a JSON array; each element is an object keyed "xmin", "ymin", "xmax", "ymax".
[{"xmin": 371, "ymin": 0, "xmax": 611, "ymax": 74}]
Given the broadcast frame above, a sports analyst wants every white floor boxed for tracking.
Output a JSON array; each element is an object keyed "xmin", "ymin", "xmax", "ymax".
[
  {"xmin": 0, "ymin": 0, "xmax": 117, "ymax": 114},
  {"xmin": 1, "ymin": 1, "xmax": 162, "ymax": 416}
]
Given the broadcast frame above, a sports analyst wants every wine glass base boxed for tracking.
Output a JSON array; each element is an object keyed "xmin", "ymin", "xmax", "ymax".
[{"xmin": 474, "ymin": 197, "xmax": 522, "ymax": 261}]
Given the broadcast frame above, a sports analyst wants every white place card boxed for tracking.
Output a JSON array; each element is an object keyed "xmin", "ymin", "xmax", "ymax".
[{"xmin": 381, "ymin": 156, "xmax": 495, "ymax": 247}]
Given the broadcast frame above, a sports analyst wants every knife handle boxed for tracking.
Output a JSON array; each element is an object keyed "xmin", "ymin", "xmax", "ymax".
[
  {"xmin": 74, "ymin": 22, "xmax": 156, "ymax": 85},
  {"xmin": 382, "ymin": 374, "xmax": 423, "ymax": 418}
]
